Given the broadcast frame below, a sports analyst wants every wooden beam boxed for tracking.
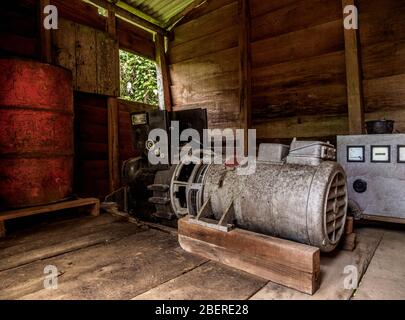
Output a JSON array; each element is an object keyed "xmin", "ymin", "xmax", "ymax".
[
  {"xmin": 108, "ymin": 97, "xmax": 120, "ymax": 192},
  {"xmin": 118, "ymin": 98, "xmax": 159, "ymax": 113},
  {"xmin": 107, "ymin": 10, "xmax": 120, "ymax": 192},
  {"xmin": 155, "ymin": 34, "xmax": 173, "ymax": 112},
  {"xmin": 89, "ymin": 0, "xmax": 171, "ymax": 38},
  {"xmin": 116, "ymin": 0, "xmax": 162, "ymax": 28},
  {"xmin": 0, "ymin": 222, "xmax": 5, "ymax": 238},
  {"xmin": 342, "ymin": 0, "xmax": 365, "ymax": 134},
  {"xmin": 165, "ymin": 0, "xmax": 208, "ymax": 29},
  {"xmin": 362, "ymin": 214, "xmax": 405, "ymax": 225},
  {"xmin": 106, "ymin": 7, "xmax": 117, "ymax": 37},
  {"xmin": 341, "ymin": 233, "xmax": 357, "ymax": 251},
  {"xmin": 345, "ymin": 216, "xmax": 354, "ymax": 234},
  {"xmin": 39, "ymin": 0, "xmax": 52, "ymax": 63},
  {"xmin": 178, "ymin": 217, "xmax": 321, "ymax": 295},
  {"xmin": 238, "ymin": 0, "xmax": 252, "ymax": 153}
]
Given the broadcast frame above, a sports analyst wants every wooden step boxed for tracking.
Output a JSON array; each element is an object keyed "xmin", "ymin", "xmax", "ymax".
[{"xmin": 0, "ymin": 198, "xmax": 100, "ymax": 238}]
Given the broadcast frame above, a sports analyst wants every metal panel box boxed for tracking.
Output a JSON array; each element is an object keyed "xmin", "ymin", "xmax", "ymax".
[
  {"xmin": 337, "ymin": 134, "xmax": 405, "ymax": 222},
  {"xmin": 258, "ymin": 143, "xmax": 290, "ymax": 163}
]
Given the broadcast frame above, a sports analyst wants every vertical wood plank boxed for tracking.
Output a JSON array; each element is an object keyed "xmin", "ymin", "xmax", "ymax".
[
  {"xmin": 39, "ymin": 0, "xmax": 52, "ymax": 63},
  {"xmin": 0, "ymin": 221, "xmax": 6, "ymax": 238},
  {"xmin": 345, "ymin": 216, "xmax": 354, "ymax": 234},
  {"xmin": 53, "ymin": 19, "xmax": 77, "ymax": 87},
  {"xmin": 108, "ymin": 97, "xmax": 120, "ymax": 192},
  {"xmin": 96, "ymin": 32, "xmax": 119, "ymax": 96},
  {"xmin": 107, "ymin": 10, "xmax": 120, "ymax": 192},
  {"xmin": 89, "ymin": 201, "xmax": 100, "ymax": 217},
  {"xmin": 155, "ymin": 34, "xmax": 173, "ymax": 111},
  {"xmin": 107, "ymin": 9, "xmax": 117, "ymax": 37},
  {"xmin": 239, "ymin": 0, "xmax": 252, "ymax": 153},
  {"xmin": 342, "ymin": 0, "xmax": 365, "ymax": 134},
  {"xmin": 76, "ymin": 24, "xmax": 97, "ymax": 93}
]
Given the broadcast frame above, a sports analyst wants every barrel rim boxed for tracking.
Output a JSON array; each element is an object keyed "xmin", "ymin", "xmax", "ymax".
[{"xmin": 0, "ymin": 56, "xmax": 74, "ymax": 75}]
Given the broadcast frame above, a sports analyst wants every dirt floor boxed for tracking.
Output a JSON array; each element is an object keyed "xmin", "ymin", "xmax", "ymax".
[{"xmin": 0, "ymin": 212, "xmax": 404, "ymax": 300}]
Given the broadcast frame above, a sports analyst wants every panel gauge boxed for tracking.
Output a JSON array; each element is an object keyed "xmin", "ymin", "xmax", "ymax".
[
  {"xmin": 398, "ymin": 146, "xmax": 405, "ymax": 163},
  {"xmin": 371, "ymin": 146, "xmax": 391, "ymax": 163},
  {"xmin": 347, "ymin": 146, "xmax": 365, "ymax": 162}
]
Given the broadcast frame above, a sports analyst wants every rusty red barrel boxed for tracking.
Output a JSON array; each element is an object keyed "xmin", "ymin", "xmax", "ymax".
[{"xmin": 0, "ymin": 59, "xmax": 74, "ymax": 209}]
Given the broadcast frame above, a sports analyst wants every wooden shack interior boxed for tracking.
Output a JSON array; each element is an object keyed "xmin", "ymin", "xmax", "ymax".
[{"xmin": 0, "ymin": 0, "xmax": 405, "ymax": 301}]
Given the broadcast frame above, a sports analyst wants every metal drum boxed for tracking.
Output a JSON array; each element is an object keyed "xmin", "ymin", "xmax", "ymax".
[{"xmin": 0, "ymin": 59, "xmax": 74, "ymax": 209}]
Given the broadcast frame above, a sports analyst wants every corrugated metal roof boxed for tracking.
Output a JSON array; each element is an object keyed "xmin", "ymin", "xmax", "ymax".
[{"xmin": 120, "ymin": 0, "xmax": 199, "ymax": 27}]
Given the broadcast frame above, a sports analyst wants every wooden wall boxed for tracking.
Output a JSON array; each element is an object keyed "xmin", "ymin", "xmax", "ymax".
[
  {"xmin": 359, "ymin": 0, "xmax": 405, "ymax": 133},
  {"xmin": 53, "ymin": 18, "xmax": 119, "ymax": 96},
  {"xmin": 250, "ymin": 0, "xmax": 348, "ymax": 144},
  {"xmin": 168, "ymin": 0, "xmax": 241, "ymax": 131},
  {"xmin": 167, "ymin": 0, "xmax": 349, "ymax": 142},
  {"xmin": 74, "ymin": 92, "xmax": 109, "ymax": 199},
  {"xmin": 168, "ymin": 0, "xmax": 405, "ymax": 144},
  {"xmin": 0, "ymin": 0, "xmax": 39, "ymax": 59}
]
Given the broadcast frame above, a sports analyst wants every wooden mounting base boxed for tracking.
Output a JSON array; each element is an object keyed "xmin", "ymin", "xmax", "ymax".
[
  {"xmin": 0, "ymin": 198, "xmax": 100, "ymax": 238},
  {"xmin": 341, "ymin": 217, "xmax": 357, "ymax": 251},
  {"xmin": 178, "ymin": 217, "xmax": 321, "ymax": 295},
  {"xmin": 362, "ymin": 214, "xmax": 405, "ymax": 225}
]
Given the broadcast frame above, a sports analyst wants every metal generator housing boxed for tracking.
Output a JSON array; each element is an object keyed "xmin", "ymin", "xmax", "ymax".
[
  {"xmin": 337, "ymin": 134, "xmax": 405, "ymax": 222},
  {"xmin": 106, "ymin": 107, "xmax": 349, "ymax": 252},
  {"xmin": 170, "ymin": 140, "xmax": 348, "ymax": 252}
]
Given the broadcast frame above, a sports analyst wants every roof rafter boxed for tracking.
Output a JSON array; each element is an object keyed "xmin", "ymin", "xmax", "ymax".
[
  {"xmin": 88, "ymin": 0, "xmax": 172, "ymax": 37},
  {"xmin": 165, "ymin": 0, "xmax": 208, "ymax": 29}
]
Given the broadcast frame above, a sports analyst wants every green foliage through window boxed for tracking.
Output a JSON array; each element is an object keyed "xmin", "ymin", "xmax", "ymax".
[{"xmin": 119, "ymin": 50, "xmax": 159, "ymax": 106}]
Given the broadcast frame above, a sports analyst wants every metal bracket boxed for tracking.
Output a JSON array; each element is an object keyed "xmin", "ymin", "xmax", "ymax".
[
  {"xmin": 189, "ymin": 197, "xmax": 235, "ymax": 232},
  {"xmin": 219, "ymin": 201, "xmax": 235, "ymax": 227}
]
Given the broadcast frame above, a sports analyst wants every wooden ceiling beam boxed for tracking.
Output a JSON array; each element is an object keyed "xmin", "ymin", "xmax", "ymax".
[
  {"xmin": 115, "ymin": 0, "xmax": 163, "ymax": 27},
  {"xmin": 165, "ymin": 0, "xmax": 208, "ymax": 29},
  {"xmin": 89, "ymin": 0, "xmax": 172, "ymax": 38}
]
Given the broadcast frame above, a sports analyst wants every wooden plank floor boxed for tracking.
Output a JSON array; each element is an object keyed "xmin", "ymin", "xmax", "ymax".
[
  {"xmin": 250, "ymin": 227, "xmax": 384, "ymax": 300},
  {"xmin": 0, "ymin": 213, "xmax": 402, "ymax": 300},
  {"xmin": 353, "ymin": 229, "xmax": 405, "ymax": 300}
]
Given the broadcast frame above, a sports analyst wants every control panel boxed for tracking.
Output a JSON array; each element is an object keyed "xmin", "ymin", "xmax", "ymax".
[{"xmin": 337, "ymin": 134, "xmax": 405, "ymax": 222}]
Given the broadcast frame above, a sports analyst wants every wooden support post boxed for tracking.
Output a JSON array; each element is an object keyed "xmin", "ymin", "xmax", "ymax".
[
  {"xmin": 342, "ymin": 0, "xmax": 365, "ymax": 134},
  {"xmin": 0, "ymin": 221, "xmax": 5, "ymax": 238},
  {"xmin": 107, "ymin": 8, "xmax": 117, "ymax": 37},
  {"xmin": 39, "ymin": 0, "xmax": 52, "ymax": 63},
  {"xmin": 155, "ymin": 34, "xmax": 173, "ymax": 112},
  {"xmin": 107, "ymin": 95, "xmax": 120, "ymax": 192},
  {"xmin": 342, "ymin": 233, "xmax": 357, "ymax": 251},
  {"xmin": 345, "ymin": 216, "xmax": 354, "ymax": 235},
  {"xmin": 90, "ymin": 200, "xmax": 101, "ymax": 217},
  {"xmin": 106, "ymin": 10, "xmax": 120, "ymax": 193},
  {"xmin": 178, "ymin": 217, "xmax": 321, "ymax": 295},
  {"xmin": 341, "ymin": 216, "xmax": 356, "ymax": 251},
  {"xmin": 238, "ymin": 0, "xmax": 252, "ymax": 154}
]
